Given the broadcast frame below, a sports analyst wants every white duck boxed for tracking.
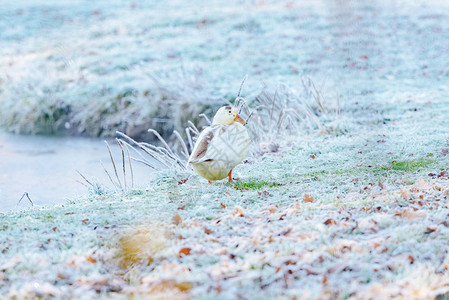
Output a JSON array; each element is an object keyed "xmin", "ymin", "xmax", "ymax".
[{"xmin": 188, "ymin": 106, "xmax": 250, "ymax": 183}]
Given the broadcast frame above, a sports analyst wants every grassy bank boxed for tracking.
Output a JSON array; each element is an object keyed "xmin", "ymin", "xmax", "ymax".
[{"xmin": 1, "ymin": 110, "xmax": 449, "ymax": 298}]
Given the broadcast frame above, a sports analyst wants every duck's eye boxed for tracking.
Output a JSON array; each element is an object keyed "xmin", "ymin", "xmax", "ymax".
[{"xmin": 228, "ymin": 110, "xmax": 232, "ymax": 114}]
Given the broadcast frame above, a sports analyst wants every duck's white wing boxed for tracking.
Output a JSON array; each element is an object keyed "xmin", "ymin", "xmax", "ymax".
[
  {"xmin": 188, "ymin": 124, "xmax": 249, "ymax": 165},
  {"xmin": 188, "ymin": 125, "xmax": 221, "ymax": 164}
]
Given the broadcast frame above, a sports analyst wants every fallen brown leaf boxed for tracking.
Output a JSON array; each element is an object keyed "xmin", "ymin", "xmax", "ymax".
[
  {"xmin": 172, "ymin": 214, "xmax": 182, "ymax": 225},
  {"xmin": 394, "ymin": 208, "xmax": 426, "ymax": 220},
  {"xmin": 424, "ymin": 227, "xmax": 436, "ymax": 234},
  {"xmin": 175, "ymin": 281, "xmax": 193, "ymax": 291},
  {"xmin": 324, "ymin": 218, "xmax": 337, "ymax": 225},
  {"xmin": 303, "ymin": 194, "xmax": 314, "ymax": 203},
  {"xmin": 179, "ymin": 248, "xmax": 191, "ymax": 257},
  {"xmin": 268, "ymin": 206, "xmax": 278, "ymax": 213},
  {"xmin": 119, "ymin": 227, "xmax": 166, "ymax": 268},
  {"xmin": 177, "ymin": 178, "xmax": 188, "ymax": 185},
  {"xmin": 284, "ymin": 259, "xmax": 297, "ymax": 265},
  {"xmin": 281, "ymin": 228, "xmax": 292, "ymax": 236}
]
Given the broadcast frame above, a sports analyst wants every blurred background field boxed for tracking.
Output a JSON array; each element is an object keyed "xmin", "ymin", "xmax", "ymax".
[{"xmin": 1, "ymin": 0, "xmax": 448, "ymax": 138}]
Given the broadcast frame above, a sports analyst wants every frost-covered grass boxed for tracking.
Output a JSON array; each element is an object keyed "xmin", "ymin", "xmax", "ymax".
[
  {"xmin": 2, "ymin": 0, "xmax": 449, "ymax": 298},
  {"xmin": 1, "ymin": 97, "xmax": 449, "ymax": 298}
]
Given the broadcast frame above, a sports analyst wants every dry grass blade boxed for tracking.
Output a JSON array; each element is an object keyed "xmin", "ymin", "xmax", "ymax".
[
  {"xmin": 116, "ymin": 138, "xmax": 127, "ymax": 190},
  {"xmin": 304, "ymin": 108, "xmax": 323, "ymax": 130},
  {"xmin": 245, "ymin": 110, "xmax": 255, "ymax": 123},
  {"xmin": 105, "ymin": 141, "xmax": 123, "ymax": 188},
  {"xmin": 124, "ymin": 143, "xmax": 134, "ymax": 188},
  {"xmin": 75, "ymin": 179, "xmax": 89, "ymax": 188},
  {"xmin": 148, "ymin": 129, "xmax": 175, "ymax": 156},
  {"xmin": 237, "ymin": 75, "xmax": 248, "ymax": 98},
  {"xmin": 139, "ymin": 141, "xmax": 184, "ymax": 169},
  {"xmin": 116, "ymin": 131, "xmax": 187, "ymax": 171},
  {"xmin": 311, "ymin": 85, "xmax": 325, "ymax": 112},
  {"xmin": 101, "ymin": 160, "xmax": 120, "ymax": 189},
  {"xmin": 116, "ymin": 132, "xmax": 169, "ymax": 169},
  {"xmin": 187, "ymin": 120, "xmax": 201, "ymax": 134},
  {"xmin": 17, "ymin": 192, "xmax": 33, "ymax": 207},
  {"xmin": 132, "ymin": 157, "xmax": 157, "ymax": 169},
  {"xmin": 269, "ymin": 87, "xmax": 279, "ymax": 128},
  {"xmin": 139, "ymin": 142, "xmax": 179, "ymax": 167},
  {"xmin": 301, "ymin": 77, "xmax": 335, "ymax": 115},
  {"xmin": 173, "ymin": 130, "xmax": 190, "ymax": 159},
  {"xmin": 76, "ymin": 170, "xmax": 95, "ymax": 188},
  {"xmin": 198, "ymin": 114, "xmax": 211, "ymax": 126},
  {"xmin": 236, "ymin": 96, "xmax": 249, "ymax": 114},
  {"xmin": 274, "ymin": 109, "xmax": 284, "ymax": 138},
  {"xmin": 185, "ymin": 127, "xmax": 195, "ymax": 153}
]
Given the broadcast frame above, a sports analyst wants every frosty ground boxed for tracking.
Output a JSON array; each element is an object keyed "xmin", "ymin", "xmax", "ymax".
[
  {"xmin": 1, "ymin": 0, "xmax": 449, "ymax": 299},
  {"xmin": 1, "ymin": 95, "xmax": 449, "ymax": 298}
]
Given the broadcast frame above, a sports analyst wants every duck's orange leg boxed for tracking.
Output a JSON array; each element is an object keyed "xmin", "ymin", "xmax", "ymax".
[
  {"xmin": 208, "ymin": 180, "xmax": 212, "ymax": 184},
  {"xmin": 228, "ymin": 169, "xmax": 233, "ymax": 182}
]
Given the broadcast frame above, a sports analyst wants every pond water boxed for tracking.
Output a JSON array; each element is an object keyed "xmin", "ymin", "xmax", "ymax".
[{"xmin": 0, "ymin": 131, "xmax": 152, "ymax": 213}]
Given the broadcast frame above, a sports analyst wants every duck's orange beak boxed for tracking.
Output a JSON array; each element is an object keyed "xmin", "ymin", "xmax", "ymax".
[{"xmin": 234, "ymin": 114, "xmax": 247, "ymax": 124}]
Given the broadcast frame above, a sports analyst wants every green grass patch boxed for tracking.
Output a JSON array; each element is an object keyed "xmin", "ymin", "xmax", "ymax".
[
  {"xmin": 231, "ymin": 180, "xmax": 281, "ymax": 190},
  {"xmin": 381, "ymin": 158, "xmax": 435, "ymax": 172},
  {"xmin": 37, "ymin": 214, "xmax": 56, "ymax": 221}
]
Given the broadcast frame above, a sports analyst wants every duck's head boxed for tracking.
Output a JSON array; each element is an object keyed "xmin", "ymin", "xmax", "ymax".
[{"xmin": 212, "ymin": 106, "xmax": 247, "ymax": 126}]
